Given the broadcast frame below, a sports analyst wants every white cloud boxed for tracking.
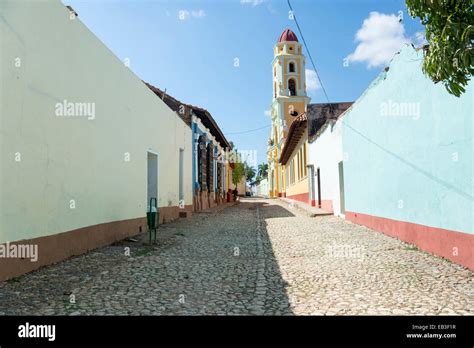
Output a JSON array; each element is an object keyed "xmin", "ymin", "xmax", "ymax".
[
  {"xmin": 178, "ymin": 9, "xmax": 206, "ymax": 20},
  {"xmin": 305, "ymin": 69, "xmax": 320, "ymax": 94},
  {"xmin": 413, "ymin": 31, "xmax": 427, "ymax": 47},
  {"xmin": 264, "ymin": 110, "xmax": 271, "ymax": 116},
  {"xmin": 346, "ymin": 12, "xmax": 410, "ymax": 68},
  {"xmin": 240, "ymin": 0, "xmax": 265, "ymax": 6}
]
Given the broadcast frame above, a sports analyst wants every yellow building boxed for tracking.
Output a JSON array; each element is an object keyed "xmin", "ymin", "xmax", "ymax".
[
  {"xmin": 267, "ymin": 28, "xmax": 310, "ymax": 199},
  {"xmin": 279, "ymin": 114, "xmax": 310, "ymax": 203}
]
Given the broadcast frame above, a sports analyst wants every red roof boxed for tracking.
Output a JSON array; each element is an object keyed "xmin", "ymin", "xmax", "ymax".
[
  {"xmin": 278, "ymin": 28, "xmax": 298, "ymax": 43},
  {"xmin": 279, "ymin": 113, "xmax": 307, "ymax": 165}
]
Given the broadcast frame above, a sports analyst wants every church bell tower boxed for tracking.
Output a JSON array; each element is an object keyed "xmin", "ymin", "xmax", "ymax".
[
  {"xmin": 267, "ymin": 28, "xmax": 310, "ymax": 198},
  {"xmin": 272, "ymin": 28, "xmax": 311, "ymax": 139}
]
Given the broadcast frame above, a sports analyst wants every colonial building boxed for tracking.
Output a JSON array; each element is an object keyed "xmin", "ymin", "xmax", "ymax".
[
  {"xmin": 269, "ymin": 29, "xmax": 352, "ymax": 207},
  {"xmin": 191, "ymin": 107, "xmax": 233, "ymax": 210},
  {"xmin": 279, "ymin": 113, "xmax": 309, "ymax": 202},
  {"xmin": 342, "ymin": 44, "xmax": 473, "ymax": 269},
  {"xmin": 279, "ymin": 102, "xmax": 352, "ymax": 208},
  {"xmin": 0, "ymin": 1, "xmax": 193, "ymax": 280},
  {"xmin": 306, "ymin": 102, "xmax": 352, "ymax": 212},
  {"xmin": 145, "ymin": 84, "xmax": 234, "ymax": 211},
  {"xmin": 267, "ymin": 29, "xmax": 310, "ymax": 198}
]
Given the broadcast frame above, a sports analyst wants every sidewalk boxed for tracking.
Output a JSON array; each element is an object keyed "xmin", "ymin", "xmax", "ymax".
[
  {"xmin": 195, "ymin": 201, "xmax": 237, "ymax": 214},
  {"xmin": 279, "ymin": 197, "xmax": 333, "ymax": 217}
]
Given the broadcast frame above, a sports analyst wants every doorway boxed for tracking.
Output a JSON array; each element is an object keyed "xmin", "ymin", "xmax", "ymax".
[
  {"xmin": 179, "ymin": 148, "xmax": 184, "ymax": 206},
  {"xmin": 338, "ymin": 161, "xmax": 345, "ymax": 214},
  {"xmin": 316, "ymin": 167, "xmax": 321, "ymax": 208},
  {"xmin": 307, "ymin": 165, "xmax": 315, "ymax": 206},
  {"xmin": 147, "ymin": 151, "xmax": 158, "ymax": 208}
]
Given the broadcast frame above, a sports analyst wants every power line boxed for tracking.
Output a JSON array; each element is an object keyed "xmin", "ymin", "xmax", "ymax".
[
  {"xmin": 225, "ymin": 124, "xmax": 270, "ymax": 135},
  {"xmin": 283, "ymin": 4, "xmax": 469, "ymax": 199},
  {"xmin": 228, "ymin": 3, "xmax": 329, "ymax": 149},
  {"xmin": 287, "ymin": 0, "xmax": 330, "ymax": 104}
]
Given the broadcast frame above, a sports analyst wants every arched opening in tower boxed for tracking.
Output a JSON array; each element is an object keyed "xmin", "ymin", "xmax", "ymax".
[
  {"xmin": 289, "ymin": 62, "xmax": 295, "ymax": 73},
  {"xmin": 288, "ymin": 78, "xmax": 296, "ymax": 96}
]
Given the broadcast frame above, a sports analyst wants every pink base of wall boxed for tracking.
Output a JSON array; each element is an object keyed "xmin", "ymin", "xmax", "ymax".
[
  {"xmin": 346, "ymin": 211, "xmax": 474, "ymax": 270},
  {"xmin": 287, "ymin": 192, "xmax": 309, "ymax": 205},
  {"xmin": 287, "ymin": 194, "xmax": 334, "ymax": 213},
  {"xmin": 320, "ymin": 200, "xmax": 333, "ymax": 212}
]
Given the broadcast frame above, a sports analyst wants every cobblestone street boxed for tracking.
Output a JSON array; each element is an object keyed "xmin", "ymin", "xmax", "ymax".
[{"xmin": 0, "ymin": 198, "xmax": 472, "ymax": 316}]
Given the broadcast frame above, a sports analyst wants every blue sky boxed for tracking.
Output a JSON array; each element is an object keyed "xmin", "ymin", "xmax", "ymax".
[{"xmin": 65, "ymin": 0, "xmax": 425, "ymax": 168}]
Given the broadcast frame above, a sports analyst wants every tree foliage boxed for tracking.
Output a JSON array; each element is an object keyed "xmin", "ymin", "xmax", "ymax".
[
  {"xmin": 232, "ymin": 162, "xmax": 245, "ymax": 188},
  {"xmin": 257, "ymin": 163, "xmax": 269, "ymax": 178},
  {"xmin": 406, "ymin": 0, "xmax": 474, "ymax": 97},
  {"xmin": 244, "ymin": 163, "xmax": 256, "ymax": 183}
]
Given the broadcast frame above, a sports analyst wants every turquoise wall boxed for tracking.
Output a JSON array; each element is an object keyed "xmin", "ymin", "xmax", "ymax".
[{"xmin": 342, "ymin": 45, "xmax": 473, "ymax": 235}]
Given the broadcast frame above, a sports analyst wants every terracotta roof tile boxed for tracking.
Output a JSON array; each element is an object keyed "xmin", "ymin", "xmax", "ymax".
[{"xmin": 144, "ymin": 81, "xmax": 232, "ymax": 150}]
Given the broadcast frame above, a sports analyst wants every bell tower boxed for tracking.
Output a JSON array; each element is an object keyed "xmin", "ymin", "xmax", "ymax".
[
  {"xmin": 267, "ymin": 28, "xmax": 310, "ymax": 198},
  {"xmin": 272, "ymin": 28, "xmax": 310, "ymax": 141}
]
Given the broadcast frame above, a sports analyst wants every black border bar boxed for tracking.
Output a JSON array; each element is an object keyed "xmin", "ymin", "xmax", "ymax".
[{"xmin": 0, "ymin": 315, "xmax": 472, "ymax": 345}]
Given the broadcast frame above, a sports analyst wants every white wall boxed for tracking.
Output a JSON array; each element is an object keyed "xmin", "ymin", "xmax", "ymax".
[
  {"xmin": 256, "ymin": 178, "xmax": 269, "ymax": 198},
  {"xmin": 0, "ymin": 0, "xmax": 192, "ymax": 244},
  {"xmin": 308, "ymin": 120, "xmax": 344, "ymax": 215}
]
